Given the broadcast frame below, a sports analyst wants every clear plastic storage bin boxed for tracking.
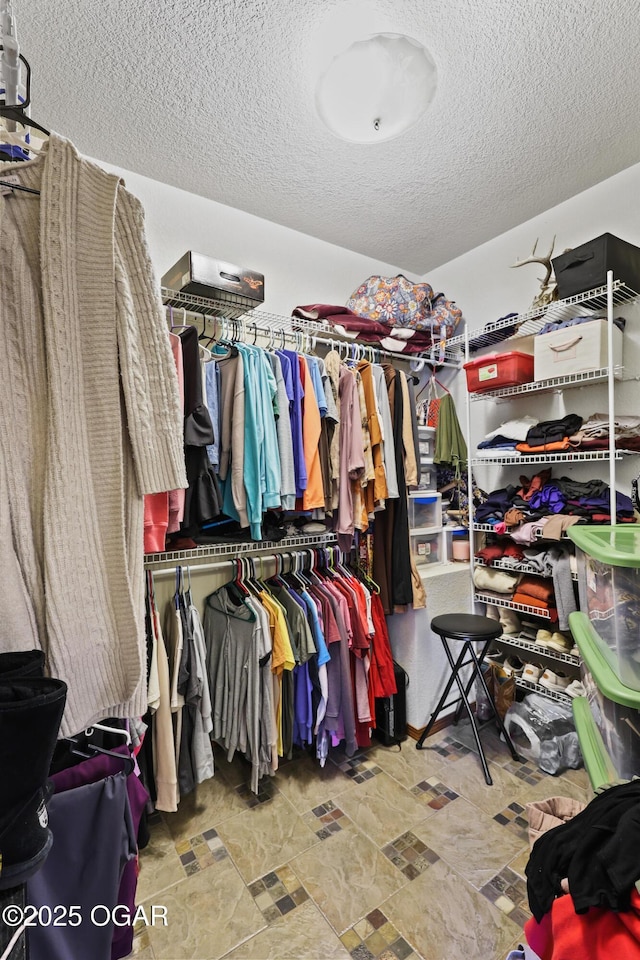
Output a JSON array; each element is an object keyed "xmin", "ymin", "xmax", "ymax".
[
  {"xmin": 418, "ymin": 436, "xmax": 434, "ymax": 459},
  {"xmin": 570, "ymin": 610, "xmax": 640, "ymax": 781},
  {"xmin": 410, "ymin": 531, "xmax": 441, "ymax": 565},
  {"xmin": 568, "ymin": 526, "xmax": 640, "ymax": 690},
  {"xmin": 408, "ymin": 493, "xmax": 442, "ymax": 531},
  {"xmin": 416, "ymin": 464, "xmax": 437, "ymax": 491}
]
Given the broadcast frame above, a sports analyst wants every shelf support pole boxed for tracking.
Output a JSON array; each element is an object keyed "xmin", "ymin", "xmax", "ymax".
[{"xmin": 606, "ymin": 270, "xmax": 616, "ymax": 524}]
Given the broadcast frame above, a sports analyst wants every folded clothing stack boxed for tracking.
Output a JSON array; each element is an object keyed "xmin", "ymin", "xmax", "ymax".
[
  {"xmin": 513, "ymin": 575, "xmax": 558, "ymax": 621},
  {"xmin": 478, "ymin": 415, "xmax": 539, "ymax": 454},
  {"xmin": 476, "ymin": 541, "xmax": 525, "ymax": 566},
  {"xmin": 291, "ymin": 304, "xmax": 437, "ymax": 355},
  {"xmin": 473, "ymin": 566, "xmax": 520, "ymax": 594},
  {"xmin": 474, "ymin": 469, "xmax": 636, "ymax": 531},
  {"xmin": 515, "ymin": 414, "xmax": 583, "ymax": 455}
]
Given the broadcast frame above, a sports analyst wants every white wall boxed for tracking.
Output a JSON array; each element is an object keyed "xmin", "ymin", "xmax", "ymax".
[
  {"xmin": 424, "ymin": 160, "xmax": 640, "ymax": 497},
  {"xmin": 426, "ymin": 161, "xmax": 640, "ymax": 328},
  {"xmin": 98, "ymin": 160, "xmax": 409, "ymax": 316}
]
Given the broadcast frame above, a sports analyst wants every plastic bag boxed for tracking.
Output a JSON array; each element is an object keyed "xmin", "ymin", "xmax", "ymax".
[{"xmin": 503, "ymin": 694, "xmax": 579, "ymax": 774}]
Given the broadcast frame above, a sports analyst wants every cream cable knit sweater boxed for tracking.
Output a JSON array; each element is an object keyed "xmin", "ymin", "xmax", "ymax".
[{"xmin": 0, "ymin": 134, "xmax": 186, "ymax": 736}]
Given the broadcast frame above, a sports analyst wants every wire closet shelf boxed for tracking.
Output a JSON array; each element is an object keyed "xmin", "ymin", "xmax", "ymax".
[
  {"xmin": 451, "ymin": 278, "xmax": 639, "ymax": 352},
  {"xmin": 161, "ymin": 287, "xmax": 464, "ymax": 366},
  {"xmin": 470, "ymin": 449, "xmax": 629, "ymax": 466},
  {"xmin": 144, "ymin": 532, "xmax": 339, "ymax": 569},
  {"xmin": 515, "ymin": 676, "xmax": 572, "ymax": 705},
  {"xmin": 496, "ymin": 634, "xmax": 581, "ymax": 667},
  {"xmin": 473, "ymin": 556, "xmax": 579, "ymax": 581},
  {"xmin": 473, "ymin": 591, "xmax": 555, "ymax": 619}
]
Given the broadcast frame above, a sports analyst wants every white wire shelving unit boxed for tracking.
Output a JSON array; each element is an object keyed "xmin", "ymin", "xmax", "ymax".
[{"xmin": 465, "ymin": 272, "xmax": 639, "ymax": 708}]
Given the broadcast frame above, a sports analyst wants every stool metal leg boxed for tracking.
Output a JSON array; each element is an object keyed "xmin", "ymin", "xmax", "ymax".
[
  {"xmin": 415, "ymin": 642, "xmax": 471, "ymax": 750},
  {"xmin": 452, "ymin": 636, "xmax": 494, "ymax": 726},
  {"xmin": 441, "ymin": 639, "xmax": 494, "ymax": 785},
  {"xmin": 465, "ymin": 641, "xmax": 521, "ymax": 762}
]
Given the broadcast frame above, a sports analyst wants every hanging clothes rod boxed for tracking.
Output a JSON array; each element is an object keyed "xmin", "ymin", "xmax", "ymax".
[
  {"xmin": 147, "ymin": 546, "xmax": 341, "ymax": 580},
  {"xmin": 163, "ymin": 302, "xmax": 453, "ymax": 367}
]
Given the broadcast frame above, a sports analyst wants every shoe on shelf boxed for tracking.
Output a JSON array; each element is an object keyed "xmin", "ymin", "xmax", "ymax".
[
  {"xmin": 503, "ymin": 656, "xmax": 524, "ymax": 678},
  {"xmin": 547, "ymin": 632, "xmax": 573, "ymax": 654},
  {"xmin": 536, "ymin": 629, "xmax": 553, "ymax": 647},
  {"xmin": 570, "ymin": 645, "xmax": 579, "ymax": 658},
  {"xmin": 539, "ymin": 668, "xmax": 571, "ymax": 692},
  {"xmin": 487, "ymin": 650, "xmax": 506, "ymax": 664},
  {"xmin": 522, "ymin": 663, "xmax": 542, "ymax": 683},
  {"xmin": 565, "ymin": 680, "xmax": 587, "ymax": 698},
  {"xmin": 500, "ymin": 609, "xmax": 521, "ymax": 636}
]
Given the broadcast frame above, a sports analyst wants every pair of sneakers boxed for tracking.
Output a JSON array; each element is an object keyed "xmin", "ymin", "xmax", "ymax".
[
  {"xmin": 536, "ymin": 630, "xmax": 574, "ymax": 654},
  {"xmin": 486, "ymin": 652, "xmax": 524, "ymax": 678},
  {"xmin": 538, "ymin": 667, "xmax": 571, "ymax": 692}
]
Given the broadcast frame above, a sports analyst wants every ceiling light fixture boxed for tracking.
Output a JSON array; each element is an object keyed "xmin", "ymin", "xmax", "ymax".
[{"xmin": 315, "ymin": 33, "xmax": 437, "ymax": 144}]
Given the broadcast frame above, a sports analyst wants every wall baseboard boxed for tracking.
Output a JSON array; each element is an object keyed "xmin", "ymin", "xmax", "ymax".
[{"xmin": 406, "ymin": 714, "xmax": 456, "ymax": 742}]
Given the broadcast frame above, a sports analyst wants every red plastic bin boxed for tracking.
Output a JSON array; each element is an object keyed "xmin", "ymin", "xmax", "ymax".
[{"xmin": 463, "ymin": 351, "xmax": 535, "ymax": 393}]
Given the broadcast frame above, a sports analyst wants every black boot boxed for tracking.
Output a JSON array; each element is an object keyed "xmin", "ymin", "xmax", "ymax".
[
  {"xmin": 0, "ymin": 650, "xmax": 45, "ymax": 679},
  {"xmin": 0, "ymin": 678, "xmax": 67, "ymax": 890}
]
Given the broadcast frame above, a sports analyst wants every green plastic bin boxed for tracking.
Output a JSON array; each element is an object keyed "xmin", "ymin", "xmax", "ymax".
[
  {"xmin": 568, "ymin": 525, "xmax": 640, "ymax": 690},
  {"xmin": 569, "ymin": 610, "xmax": 640, "ymax": 783}
]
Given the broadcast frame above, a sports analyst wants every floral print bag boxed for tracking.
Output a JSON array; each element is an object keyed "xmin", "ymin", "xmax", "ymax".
[{"xmin": 347, "ymin": 274, "xmax": 463, "ymax": 338}]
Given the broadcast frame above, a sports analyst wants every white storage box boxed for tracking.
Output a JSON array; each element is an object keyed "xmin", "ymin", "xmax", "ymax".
[{"xmin": 533, "ymin": 319, "xmax": 622, "ymax": 382}]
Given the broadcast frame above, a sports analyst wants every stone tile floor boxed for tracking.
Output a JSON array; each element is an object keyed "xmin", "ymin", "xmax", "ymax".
[{"xmin": 134, "ymin": 721, "xmax": 590, "ymax": 960}]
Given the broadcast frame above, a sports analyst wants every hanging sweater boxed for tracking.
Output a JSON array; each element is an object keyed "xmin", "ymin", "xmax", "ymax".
[{"xmin": 0, "ymin": 133, "xmax": 186, "ymax": 736}]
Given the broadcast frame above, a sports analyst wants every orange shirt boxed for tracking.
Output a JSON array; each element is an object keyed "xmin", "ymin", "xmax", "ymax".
[{"xmin": 299, "ymin": 356, "xmax": 325, "ymax": 510}]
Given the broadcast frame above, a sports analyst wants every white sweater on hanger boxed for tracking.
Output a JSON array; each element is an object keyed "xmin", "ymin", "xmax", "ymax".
[{"xmin": 0, "ymin": 133, "xmax": 186, "ymax": 736}]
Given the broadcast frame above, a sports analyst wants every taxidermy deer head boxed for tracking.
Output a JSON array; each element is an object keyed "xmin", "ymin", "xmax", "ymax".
[{"xmin": 511, "ymin": 236, "xmax": 558, "ymax": 312}]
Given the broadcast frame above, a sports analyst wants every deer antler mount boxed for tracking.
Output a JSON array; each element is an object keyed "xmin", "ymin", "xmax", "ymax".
[{"xmin": 511, "ymin": 236, "xmax": 559, "ymax": 311}]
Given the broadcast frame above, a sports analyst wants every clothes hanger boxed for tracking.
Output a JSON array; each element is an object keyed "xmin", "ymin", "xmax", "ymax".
[
  {"xmin": 0, "ymin": 49, "xmax": 48, "ymax": 196},
  {"xmin": 64, "ymin": 736, "xmax": 135, "ymax": 776},
  {"xmin": 84, "ymin": 721, "xmax": 132, "ymax": 746},
  {"xmin": 170, "ymin": 307, "xmax": 192, "ymax": 333}
]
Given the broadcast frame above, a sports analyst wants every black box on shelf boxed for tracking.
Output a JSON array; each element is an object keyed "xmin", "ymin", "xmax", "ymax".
[
  {"xmin": 161, "ymin": 251, "xmax": 265, "ymax": 306},
  {"xmin": 552, "ymin": 233, "xmax": 640, "ymax": 299}
]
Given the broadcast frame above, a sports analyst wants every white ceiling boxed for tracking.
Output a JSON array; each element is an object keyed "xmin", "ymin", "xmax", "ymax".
[{"xmin": 16, "ymin": 0, "xmax": 640, "ymax": 274}]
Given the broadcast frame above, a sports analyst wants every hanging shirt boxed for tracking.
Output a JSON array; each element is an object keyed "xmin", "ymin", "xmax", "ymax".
[
  {"xmin": 399, "ymin": 370, "xmax": 418, "ymax": 487},
  {"xmin": 268, "ymin": 352, "xmax": 296, "ymax": 510},
  {"xmin": 278, "ymin": 349, "xmax": 307, "ymax": 499},
  {"xmin": 336, "ymin": 365, "xmax": 365, "ymax": 551},
  {"xmin": 324, "ymin": 351, "xmax": 342, "ymax": 512},
  {"xmin": 299, "ymin": 356, "xmax": 325, "ymax": 511},
  {"xmin": 205, "ymin": 359, "xmax": 221, "ymax": 471},
  {"xmin": 255, "ymin": 348, "xmax": 282, "ymax": 510},
  {"xmin": 372, "ymin": 364, "xmax": 399, "ymax": 500},
  {"xmin": 306, "ymin": 356, "xmax": 328, "ymax": 417},
  {"xmin": 357, "ymin": 360, "xmax": 389, "ymax": 515},
  {"xmin": 218, "ymin": 350, "xmax": 249, "ymax": 527}
]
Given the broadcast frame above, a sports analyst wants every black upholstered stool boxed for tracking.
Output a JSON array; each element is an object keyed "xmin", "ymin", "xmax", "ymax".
[{"xmin": 416, "ymin": 613, "xmax": 521, "ymax": 785}]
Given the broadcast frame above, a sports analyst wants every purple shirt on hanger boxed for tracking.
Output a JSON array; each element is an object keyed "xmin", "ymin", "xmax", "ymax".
[{"xmin": 278, "ymin": 349, "xmax": 307, "ymax": 499}]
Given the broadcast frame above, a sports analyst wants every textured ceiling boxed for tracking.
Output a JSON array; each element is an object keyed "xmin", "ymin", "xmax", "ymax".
[{"xmin": 14, "ymin": 0, "xmax": 640, "ymax": 273}]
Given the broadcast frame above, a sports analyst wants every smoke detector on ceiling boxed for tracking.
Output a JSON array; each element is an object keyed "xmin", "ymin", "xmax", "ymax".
[{"xmin": 315, "ymin": 33, "xmax": 437, "ymax": 144}]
